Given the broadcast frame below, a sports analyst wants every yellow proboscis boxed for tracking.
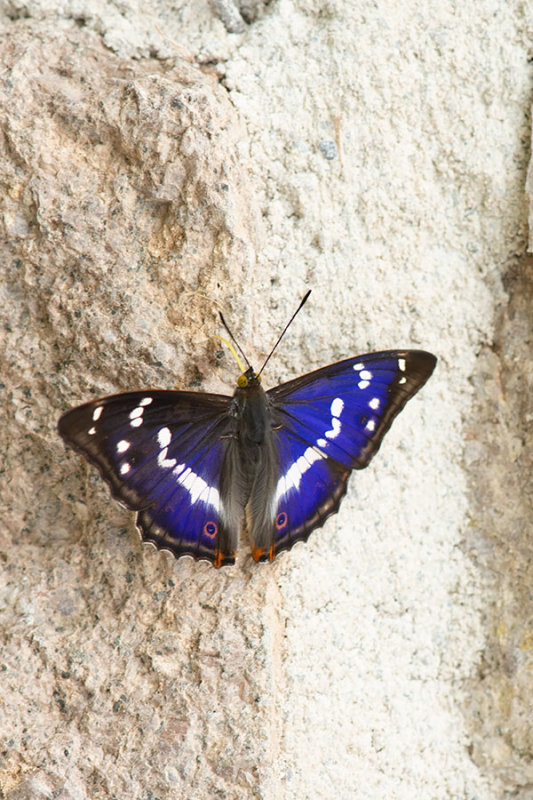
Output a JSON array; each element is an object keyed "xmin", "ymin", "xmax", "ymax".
[{"xmin": 214, "ymin": 335, "xmax": 246, "ymax": 374}]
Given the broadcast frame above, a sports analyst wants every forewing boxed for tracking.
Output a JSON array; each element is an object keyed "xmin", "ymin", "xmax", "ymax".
[
  {"xmin": 58, "ymin": 390, "xmax": 237, "ymax": 566},
  {"xmin": 260, "ymin": 350, "xmax": 436, "ymax": 559},
  {"xmin": 269, "ymin": 350, "xmax": 436, "ymax": 469}
]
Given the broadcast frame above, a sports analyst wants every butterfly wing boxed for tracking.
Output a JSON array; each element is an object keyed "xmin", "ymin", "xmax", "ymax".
[
  {"xmin": 254, "ymin": 350, "xmax": 436, "ymax": 560},
  {"xmin": 58, "ymin": 390, "xmax": 238, "ymax": 566}
]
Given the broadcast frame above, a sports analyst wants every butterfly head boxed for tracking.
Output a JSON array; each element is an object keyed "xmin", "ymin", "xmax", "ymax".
[{"xmin": 237, "ymin": 367, "xmax": 261, "ymax": 389}]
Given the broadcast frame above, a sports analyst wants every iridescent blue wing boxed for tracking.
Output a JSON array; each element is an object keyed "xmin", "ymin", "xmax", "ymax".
[
  {"xmin": 257, "ymin": 350, "xmax": 436, "ymax": 560},
  {"xmin": 58, "ymin": 391, "xmax": 237, "ymax": 567}
]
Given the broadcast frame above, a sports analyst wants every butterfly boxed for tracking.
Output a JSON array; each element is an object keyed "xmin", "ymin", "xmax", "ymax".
[{"xmin": 58, "ymin": 298, "xmax": 436, "ymax": 567}]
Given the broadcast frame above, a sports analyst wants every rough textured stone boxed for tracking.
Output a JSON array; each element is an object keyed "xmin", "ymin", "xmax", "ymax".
[
  {"xmin": 1, "ymin": 2, "xmax": 532, "ymax": 799},
  {"xmin": 464, "ymin": 257, "xmax": 533, "ymax": 792},
  {"xmin": 1, "ymin": 19, "xmax": 267, "ymax": 800}
]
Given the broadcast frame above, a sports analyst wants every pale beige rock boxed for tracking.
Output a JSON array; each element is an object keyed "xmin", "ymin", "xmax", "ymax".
[
  {"xmin": 464, "ymin": 257, "xmax": 533, "ymax": 790},
  {"xmin": 1, "ymin": 2, "xmax": 532, "ymax": 800},
  {"xmin": 0, "ymin": 19, "xmax": 271, "ymax": 800}
]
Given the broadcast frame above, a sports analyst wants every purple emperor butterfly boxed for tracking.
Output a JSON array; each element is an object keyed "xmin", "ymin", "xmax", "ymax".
[{"xmin": 58, "ymin": 294, "xmax": 436, "ymax": 567}]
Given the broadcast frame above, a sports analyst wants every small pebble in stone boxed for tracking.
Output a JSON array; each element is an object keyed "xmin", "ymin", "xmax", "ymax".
[{"xmin": 319, "ymin": 139, "xmax": 338, "ymax": 160}]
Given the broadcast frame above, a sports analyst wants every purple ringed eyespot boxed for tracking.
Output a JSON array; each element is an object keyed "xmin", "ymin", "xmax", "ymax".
[
  {"xmin": 204, "ymin": 521, "xmax": 218, "ymax": 538},
  {"xmin": 276, "ymin": 512, "xmax": 288, "ymax": 530}
]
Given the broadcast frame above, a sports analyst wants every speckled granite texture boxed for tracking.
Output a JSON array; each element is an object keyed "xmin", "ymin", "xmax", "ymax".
[{"xmin": 1, "ymin": 2, "xmax": 532, "ymax": 798}]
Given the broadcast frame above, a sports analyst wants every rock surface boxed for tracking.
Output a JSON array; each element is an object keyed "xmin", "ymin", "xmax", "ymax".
[{"xmin": 1, "ymin": 3, "xmax": 531, "ymax": 799}]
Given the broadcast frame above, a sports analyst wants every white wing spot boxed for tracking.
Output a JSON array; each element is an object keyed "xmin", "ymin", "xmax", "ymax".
[
  {"xmin": 398, "ymin": 358, "xmax": 406, "ymax": 372},
  {"xmin": 88, "ymin": 427, "xmax": 96, "ymax": 436},
  {"xmin": 120, "ymin": 463, "xmax": 131, "ymax": 475},
  {"xmin": 129, "ymin": 407, "xmax": 144, "ymax": 420},
  {"xmin": 156, "ymin": 427, "xmax": 176, "ymax": 468},
  {"xmin": 365, "ymin": 419, "xmax": 376, "ymax": 432},
  {"xmin": 198, "ymin": 485, "xmax": 220, "ymax": 510},
  {"xmin": 359, "ymin": 370, "xmax": 373, "ymax": 381},
  {"xmin": 358, "ymin": 380, "xmax": 370, "ymax": 390},
  {"xmin": 117, "ymin": 440, "xmax": 130, "ymax": 454},
  {"xmin": 369, "ymin": 397, "xmax": 380, "ymax": 410},
  {"xmin": 158, "ymin": 450, "xmax": 177, "ymax": 468},
  {"xmin": 398, "ymin": 376, "xmax": 407, "ymax": 385},
  {"xmin": 353, "ymin": 362, "xmax": 365, "ymax": 371},
  {"xmin": 157, "ymin": 427, "xmax": 172, "ymax": 448},
  {"xmin": 130, "ymin": 417, "xmax": 143, "ymax": 428},
  {"xmin": 330, "ymin": 397, "xmax": 344, "ymax": 417},
  {"xmin": 159, "ymin": 452, "xmax": 177, "ymax": 468},
  {"xmin": 172, "ymin": 465, "xmax": 220, "ymax": 511},
  {"xmin": 139, "ymin": 397, "xmax": 153, "ymax": 406},
  {"xmin": 325, "ymin": 418, "xmax": 341, "ymax": 439},
  {"xmin": 275, "ymin": 447, "xmax": 325, "ymax": 503},
  {"xmin": 92, "ymin": 406, "xmax": 103, "ymax": 421},
  {"xmin": 318, "ymin": 396, "xmax": 344, "ymax": 446}
]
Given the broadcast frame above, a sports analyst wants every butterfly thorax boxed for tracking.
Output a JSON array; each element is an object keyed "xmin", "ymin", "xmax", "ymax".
[{"xmin": 233, "ymin": 368, "xmax": 271, "ymax": 448}]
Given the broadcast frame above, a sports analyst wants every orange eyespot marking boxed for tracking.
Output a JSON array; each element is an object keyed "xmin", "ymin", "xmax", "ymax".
[
  {"xmin": 204, "ymin": 521, "xmax": 218, "ymax": 538},
  {"xmin": 237, "ymin": 374, "xmax": 248, "ymax": 388},
  {"xmin": 214, "ymin": 551, "xmax": 223, "ymax": 568},
  {"xmin": 269, "ymin": 545, "xmax": 275, "ymax": 562},
  {"xmin": 276, "ymin": 511, "xmax": 288, "ymax": 530}
]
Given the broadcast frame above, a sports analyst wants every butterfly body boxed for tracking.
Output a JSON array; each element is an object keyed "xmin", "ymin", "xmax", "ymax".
[
  {"xmin": 58, "ymin": 350, "xmax": 436, "ymax": 567},
  {"xmin": 220, "ymin": 368, "xmax": 280, "ymax": 563}
]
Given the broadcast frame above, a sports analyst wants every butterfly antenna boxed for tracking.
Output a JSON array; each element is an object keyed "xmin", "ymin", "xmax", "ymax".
[
  {"xmin": 218, "ymin": 312, "xmax": 252, "ymax": 372},
  {"xmin": 258, "ymin": 290, "xmax": 311, "ymax": 377}
]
